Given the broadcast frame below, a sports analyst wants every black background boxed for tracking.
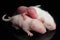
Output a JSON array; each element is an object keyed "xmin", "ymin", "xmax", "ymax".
[{"xmin": 0, "ymin": 0, "xmax": 59, "ymax": 40}]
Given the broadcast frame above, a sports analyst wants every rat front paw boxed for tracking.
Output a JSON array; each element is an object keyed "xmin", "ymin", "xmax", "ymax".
[{"xmin": 28, "ymin": 33, "xmax": 33, "ymax": 37}]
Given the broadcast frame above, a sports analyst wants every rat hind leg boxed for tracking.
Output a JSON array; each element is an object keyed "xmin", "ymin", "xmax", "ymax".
[{"xmin": 22, "ymin": 28, "xmax": 33, "ymax": 37}]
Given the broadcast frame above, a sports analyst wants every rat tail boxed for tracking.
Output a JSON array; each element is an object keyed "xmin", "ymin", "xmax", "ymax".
[{"xmin": 2, "ymin": 14, "xmax": 11, "ymax": 22}]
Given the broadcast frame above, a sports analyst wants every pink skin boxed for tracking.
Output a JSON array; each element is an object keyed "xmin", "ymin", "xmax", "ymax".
[
  {"xmin": 30, "ymin": 19, "xmax": 46, "ymax": 34},
  {"xmin": 17, "ymin": 6, "xmax": 46, "ymax": 36},
  {"xmin": 2, "ymin": 5, "xmax": 56, "ymax": 36},
  {"xmin": 21, "ymin": 15, "xmax": 46, "ymax": 36},
  {"xmin": 2, "ymin": 14, "xmax": 46, "ymax": 37},
  {"xmin": 17, "ymin": 6, "xmax": 56, "ymax": 36},
  {"xmin": 18, "ymin": 6, "xmax": 56, "ymax": 30},
  {"xmin": 17, "ymin": 6, "xmax": 38, "ymax": 20},
  {"xmin": 17, "ymin": 6, "xmax": 45, "ymax": 23}
]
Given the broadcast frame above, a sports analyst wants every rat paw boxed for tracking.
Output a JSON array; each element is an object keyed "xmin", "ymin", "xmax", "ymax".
[{"xmin": 28, "ymin": 33, "xmax": 33, "ymax": 37}]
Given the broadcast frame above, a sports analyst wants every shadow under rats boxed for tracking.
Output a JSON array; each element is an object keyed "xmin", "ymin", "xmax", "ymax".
[{"xmin": 12, "ymin": 28, "xmax": 56, "ymax": 40}]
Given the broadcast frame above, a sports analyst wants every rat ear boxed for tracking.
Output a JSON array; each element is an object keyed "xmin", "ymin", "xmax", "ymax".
[{"xmin": 35, "ymin": 5, "xmax": 41, "ymax": 8}]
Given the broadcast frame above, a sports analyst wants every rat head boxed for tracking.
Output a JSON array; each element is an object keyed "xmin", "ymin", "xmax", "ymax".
[
  {"xmin": 17, "ymin": 6, "xmax": 27, "ymax": 13},
  {"xmin": 44, "ymin": 22, "xmax": 56, "ymax": 30}
]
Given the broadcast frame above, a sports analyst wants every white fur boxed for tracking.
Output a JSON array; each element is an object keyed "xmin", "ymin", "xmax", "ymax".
[
  {"xmin": 2, "ymin": 5, "xmax": 56, "ymax": 36},
  {"xmin": 31, "ymin": 6, "xmax": 56, "ymax": 30},
  {"xmin": 2, "ymin": 14, "xmax": 46, "ymax": 36},
  {"xmin": 2, "ymin": 14, "xmax": 32, "ymax": 29}
]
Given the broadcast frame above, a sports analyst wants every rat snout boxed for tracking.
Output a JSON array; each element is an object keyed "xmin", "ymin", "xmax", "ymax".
[
  {"xmin": 45, "ymin": 23, "xmax": 56, "ymax": 30},
  {"xmin": 49, "ymin": 25, "xmax": 56, "ymax": 30}
]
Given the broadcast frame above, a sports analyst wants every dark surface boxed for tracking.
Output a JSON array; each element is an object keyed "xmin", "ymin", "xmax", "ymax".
[
  {"xmin": 13, "ymin": 30, "xmax": 56, "ymax": 40},
  {"xmin": 0, "ymin": 0, "xmax": 59, "ymax": 40},
  {"xmin": 0, "ymin": 22, "xmax": 56, "ymax": 40}
]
